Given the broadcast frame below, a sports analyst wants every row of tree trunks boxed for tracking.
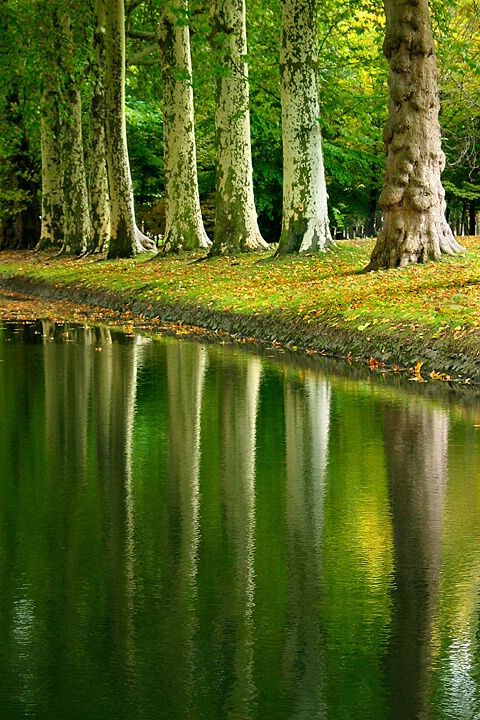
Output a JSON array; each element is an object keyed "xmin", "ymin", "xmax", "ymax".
[{"xmin": 31, "ymin": 0, "xmax": 458, "ymax": 266}]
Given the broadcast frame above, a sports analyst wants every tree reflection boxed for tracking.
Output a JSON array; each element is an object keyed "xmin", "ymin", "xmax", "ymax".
[
  {"xmin": 283, "ymin": 369, "xmax": 331, "ymax": 717},
  {"xmin": 219, "ymin": 353, "xmax": 262, "ymax": 719},
  {"xmin": 163, "ymin": 340, "xmax": 207, "ymax": 716},
  {"xmin": 384, "ymin": 401, "xmax": 448, "ymax": 719}
]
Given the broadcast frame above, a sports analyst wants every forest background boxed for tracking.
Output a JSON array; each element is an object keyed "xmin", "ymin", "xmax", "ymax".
[{"xmin": 0, "ymin": 0, "xmax": 478, "ymax": 250}]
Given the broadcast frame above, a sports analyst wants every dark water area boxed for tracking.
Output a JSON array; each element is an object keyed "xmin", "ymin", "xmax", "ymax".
[{"xmin": 1, "ymin": 318, "xmax": 480, "ymax": 719}]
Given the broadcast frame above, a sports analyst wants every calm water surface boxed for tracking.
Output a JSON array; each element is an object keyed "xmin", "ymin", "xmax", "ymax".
[{"xmin": 1, "ymin": 318, "xmax": 480, "ymax": 719}]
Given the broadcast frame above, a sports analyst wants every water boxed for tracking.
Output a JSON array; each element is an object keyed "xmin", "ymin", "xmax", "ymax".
[{"xmin": 1, "ymin": 317, "xmax": 480, "ymax": 719}]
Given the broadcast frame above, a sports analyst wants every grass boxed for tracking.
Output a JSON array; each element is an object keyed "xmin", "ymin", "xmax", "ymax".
[{"xmin": 1, "ymin": 236, "xmax": 480, "ymax": 381}]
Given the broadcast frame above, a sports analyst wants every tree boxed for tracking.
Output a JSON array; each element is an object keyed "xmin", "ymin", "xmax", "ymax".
[
  {"xmin": 208, "ymin": 0, "xmax": 268, "ymax": 254},
  {"xmin": 157, "ymin": 0, "xmax": 210, "ymax": 252},
  {"xmin": 104, "ymin": 0, "xmax": 156, "ymax": 258},
  {"xmin": 276, "ymin": 0, "xmax": 332, "ymax": 255},
  {"xmin": 88, "ymin": 0, "xmax": 111, "ymax": 253},
  {"xmin": 38, "ymin": 88, "xmax": 64, "ymax": 249},
  {"xmin": 365, "ymin": 0, "xmax": 463, "ymax": 270}
]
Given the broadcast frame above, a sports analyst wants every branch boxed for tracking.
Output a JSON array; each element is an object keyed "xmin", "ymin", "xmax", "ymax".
[
  {"xmin": 127, "ymin": 42, "xmax": 159, "ymax": 67},
  {"xmin": 126, "ymin": 29, "xmax": 157, "ymax": 40}
]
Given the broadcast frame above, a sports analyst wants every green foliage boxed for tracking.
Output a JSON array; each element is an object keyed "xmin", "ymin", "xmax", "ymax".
[{"xmin": 126, "ymin": 99, "xmax": 165, "ymax": 205}]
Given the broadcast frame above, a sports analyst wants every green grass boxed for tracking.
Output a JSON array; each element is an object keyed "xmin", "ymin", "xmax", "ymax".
[{"xmin": 1, "ymin": 237, "xmax": 480, "ymax": 378}]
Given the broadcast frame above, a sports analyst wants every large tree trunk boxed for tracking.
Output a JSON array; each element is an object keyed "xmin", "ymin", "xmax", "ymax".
[
  {"xmin": 157, "ymin": 0, "xmax": 210, "ymax": 253},
  {"xmin": 366, "ymin": 0, "xmax": 463, "ymax": 270},
  {"xmin": 208, "ymin": 0, "xmax": 267, "ymax": 254},
  {"xmin": 59, "ymin": 11, "xmax": 91, "ymax": 256},
  {"xmin": 105, "ymin": 0, "xmax": 156, "ymax": 258},
  {"xmin": 38, "ymin": 89, "xmax": 64, "ymax": 250},
  {"xmin": 61, "ymin": 86, "xmax": 92, "ymax": 256},
  {"xmin": 276, "ymin": 0, "xmax": 331, "ymax": 256},
  {"xmin": 88, "ymin": 0, "xmax": 111, "ymax": 254}
]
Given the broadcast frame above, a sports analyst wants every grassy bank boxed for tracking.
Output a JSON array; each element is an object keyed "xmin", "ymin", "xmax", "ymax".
[{"xmin": 1, "ymin": 237, "xmax": 480, "ymax": 383}]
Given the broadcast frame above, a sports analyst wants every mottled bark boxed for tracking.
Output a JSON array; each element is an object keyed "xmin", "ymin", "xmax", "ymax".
[
  {"xmin": 61, "ymin": 86, "xmax": 92, "ymax": 255},
  {"xmin": 157, "ymin": 0, "xmax": 210, "ymax": 253},
  {"xmin": 105, "ymin": 0, "xmax": 157, "ymax": 257},
  {"xmin": 88, "ymin": 0, "xmax": 111, "ymax": 254},
  {"xmin": 38, "ymin": 89, "xmax": 64, "ymax": 249},
  {"xmin": 209, "ymin": 0, "xmax": 267, "ymax": 254},
  {"xmin": 59, "ymin": 12, "xmax": 91, "ymax": 256},
  {"xmin": 276, "ymin": 0, "xmax": 331, "ymax": 255},
  {"xmin": 366, "ymin": 0, "xmax": 463, "ymax": 270}
]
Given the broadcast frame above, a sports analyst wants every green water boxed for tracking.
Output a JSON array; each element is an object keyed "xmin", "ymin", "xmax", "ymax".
[{"xmin": 1, "ymin": 318, "xmax": 480, "ymax": 719}]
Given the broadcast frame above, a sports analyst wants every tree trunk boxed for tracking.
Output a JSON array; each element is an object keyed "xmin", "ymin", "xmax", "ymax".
[
  {"xmin": 59, "ymin": 11, "xmax": 91, "ymax": 256},
  {"xmin": 157, "ymin": 0, "xmax": 210, "ymax": 253},
  {"xmin": 61, "ymin": 86, "xmax": 92, "ymax": 255},
  {"xmin": 38, "ymin": 89, "xmax": 64, "ymax": 249},
  {"xmin": 276, "ymin": 0, "xmax": 331, "ymax": 256},
  {"xmin": 105, "ymin": 0, "xmax": 156, "ymax": 258},
  {"xmin": 88, "ymin": 0, "xmax": 111, "ymax": 254},
  {"xmin": 208, "ymin": 0, "xmax": 267, "ymax": 254},
  {"xmin": 365, "ymin": 0, "xmax": 463, "ymax": 271}
]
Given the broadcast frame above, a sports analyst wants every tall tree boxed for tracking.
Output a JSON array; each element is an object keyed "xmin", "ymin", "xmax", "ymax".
[
  {"xmin": 208, "ymin": 0, "xmax": 268, "ymax": 254},
  {"xmin": 157, "ymin": 0, "xmax": 210, "ymax": 252},
  {"xmin": 105, "ymin": 0, "xmax": 156, "ymax": 258},
  {"xmin": 59, "ymin": 9, "xmax": 92, "ymax": 255},
  {"xmin": 38, "ymin": 88, "xmax": 64, "ymax": 249},
  {"xmin": 365, "ymin": 0, "xmax": 463, "ymax": 270},
  {"xmin": 276, "ymin": 0, "xmax": 332, "ymax": 255},
  {"xmin": 88, "ymin": 0, "xmax": 111, "ymax": 253}
]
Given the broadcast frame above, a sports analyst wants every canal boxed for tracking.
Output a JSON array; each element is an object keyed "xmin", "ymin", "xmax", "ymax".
[{"xmin": 1, "ymin": 311, "xmax": 480, "ymax": 719}]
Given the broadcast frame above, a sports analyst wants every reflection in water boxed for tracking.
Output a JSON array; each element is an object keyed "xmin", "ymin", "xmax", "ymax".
[
  {"xmin": 2, "ymin": 321, "xmax": 480, "ymax": 719},
  {"xmin": 384, "ymin": 402, "xmax": 448, "ymax": 719},
  {"xmin": 165, "ymin": 341, "xmax": 207, "ymax": 716},
  {"xmin": 219, "ymin": 353, "xmax": 262, "ymax": 719},
  {"xmin": 283, "ymin": 370, "xmax": 330, "ymax": 717}
]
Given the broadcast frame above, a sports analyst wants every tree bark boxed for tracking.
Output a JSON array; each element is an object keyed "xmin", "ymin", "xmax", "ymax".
[
  {"xmin": 208, "ymin": 0, "xmax": 267, "ymax": 254},
  {"xmin": 276, "ymin": 0, "xmax": 332, "ymax": 256},
  {"xmin": 61, "ymin": 86, "xmax": 92, "ymax": 255},
  {"xmin": 105, "ymin": 0, "xmax": 156, "ymax": 258},
  {"xmin": 365, "ymin": 0, "xmax": 463, "ymax": 271},
  {"xmin": 88, "ymin": 0, "xmax": 111, "ymax": 254},
  {"xmin": 157, "ymin": 0, "xmax": 210, "ymax": 253},
  {"xmin": 59, "ymin": 11, "xmax": 92, "ymax": 256},
  {"xmin": 38, "ymin": 89, "xmax": 64, "ymax": 250}
]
